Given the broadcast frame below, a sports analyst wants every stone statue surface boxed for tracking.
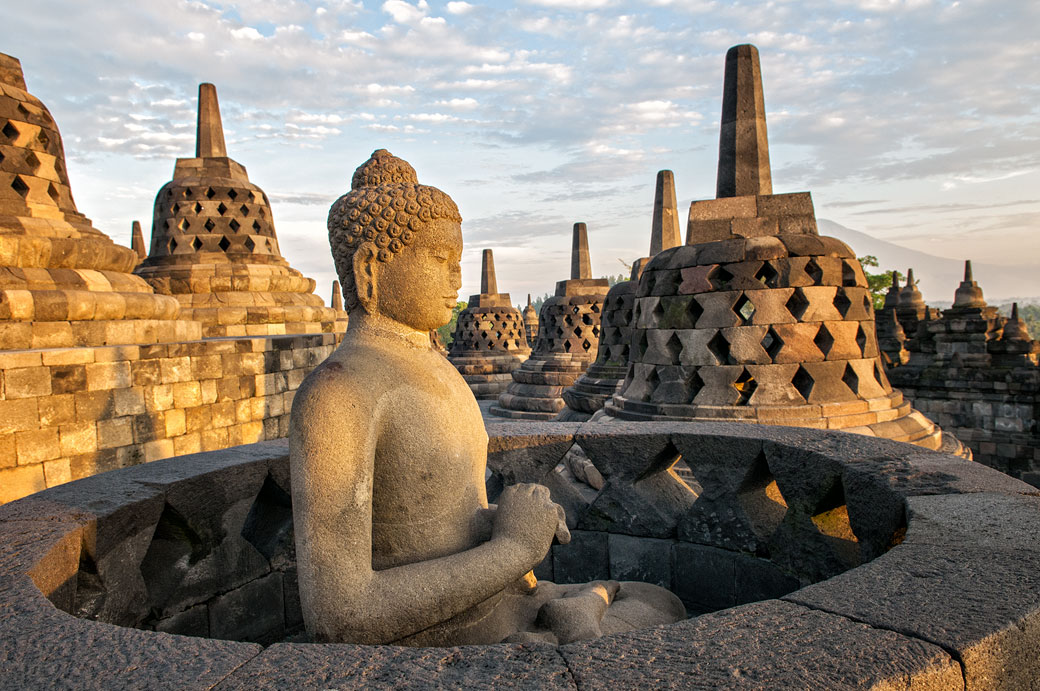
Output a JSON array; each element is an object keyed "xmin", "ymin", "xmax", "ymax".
[{"xmin": 290, "ymin": 149, "xmax": 684, "ymax": 646}]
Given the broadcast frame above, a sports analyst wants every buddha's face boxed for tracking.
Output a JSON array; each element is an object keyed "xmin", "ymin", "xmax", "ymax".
[{"xmin": 376, "ymin": 217, "xmax": 463, "ymax": 331}]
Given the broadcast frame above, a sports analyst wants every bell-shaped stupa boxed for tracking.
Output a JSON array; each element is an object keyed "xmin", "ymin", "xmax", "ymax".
[
  {"xmin": 928, "ymin": 261, "xmax": 1002, "ymax": 367},
  {"xmin": 559, "ymin": 170, "xmax": 683, "ymax": 421},
  {"xmin": 988, "ymin": 303, "xmax": 1039, "ymax": 367},
  {"xmin": 448, "ymin": 249, "xmax": 531, "ymax": 399},
  {"xmin": 135, "ymin": 84, "xmax": 338, "ymax": 337},
  {"xmin": 490, "ymin": 223, "xmax": 609, "ymax": 419},
  {"xmin": 522, "ymin": 294, "xmax": 538, "ymax": 346},
  {"xmin": 604, "ymin": 44, "xmax": 956, "ymax": 453},
  {"xmin": 0, "ymin": 52, "xmax": 194, "ymax": 349}
]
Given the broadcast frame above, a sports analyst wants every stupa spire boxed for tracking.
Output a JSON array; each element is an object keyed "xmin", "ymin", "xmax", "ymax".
[
  {"xmin": 571, "ymin": 222, "xmax": 592, "ymax": 279},
  {"xmin": 481, "ymin": 249, "xmax": 498, "ymax": 295},
  {"xmin": 195, "ymin": 83, "xmax": 227, "ymax": 158},
  {"xmin": 332, "ymin": 280, "xmax": 343, "ymax": 311},
  {"xmin": 650, "ymin": 170, "xmax": 682, "ymax": 256},
  {"xmin": 131, "ymin": 220, "xmax": 146, "ymax": 260},
  {"xmin": 716, "ymin": 44, "xmax": 772, "ymax": 198}
]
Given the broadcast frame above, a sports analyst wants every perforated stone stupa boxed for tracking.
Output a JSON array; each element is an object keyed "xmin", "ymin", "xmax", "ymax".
[
  {"xmin": 559, "ymin": 170, "xmax": 682, "ymax": 421},
  {"xmin": 604, "ymin": 44, "xmax": 957, "ymax": 453},
  {"xmin": 0, "ymin": 52, "xmax": 194, "ymax": 349},
  {"xmin": 134, "ymin": 83, "xmax": 338, "ymax": 338},
  {"xmin": 490, "ymin": 223, "xmax": 609, "ymax": 419},
  {"xmin": 522, "ymin": 294, "xmax": 538, "ymax": 346},
  {"xmin": 448, "ymin": 249, "xmax": 530, "ymax": 399}
]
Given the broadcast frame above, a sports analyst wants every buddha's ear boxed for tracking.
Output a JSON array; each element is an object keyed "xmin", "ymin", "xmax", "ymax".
[{"xmin": 353, "ymin": 242, "xmax": 379, "ymax": 314}]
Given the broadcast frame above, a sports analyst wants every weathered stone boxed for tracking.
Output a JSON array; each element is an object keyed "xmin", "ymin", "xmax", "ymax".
[
  {"xmin": 561, "ymin": 599, "xmax": 961, "ymax": 689},
  {"xmin": 787, "ymin": 493, "xmax": 1040, "ymax": 689},
  {"xmin": 217, "ymin": 641, "xmax": 575, "ymax": 690},
  {"xmin": 208, "ymin": 571, "xmax": 284, "ymax": 644}
]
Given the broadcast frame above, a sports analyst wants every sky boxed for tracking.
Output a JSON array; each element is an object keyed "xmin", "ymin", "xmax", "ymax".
[{"xmin": 3, "ymin": 0, "xmax": 1039, "ymax": 304}]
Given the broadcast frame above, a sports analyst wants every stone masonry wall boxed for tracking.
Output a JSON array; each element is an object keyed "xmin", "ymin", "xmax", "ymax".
[
  {"xmin": 0, "ymin": 332, "xmax": 341, "ymax": 503},
  {"xmin": 894, "ymin": 368, "xmax": 1040, "ymax": 487}
]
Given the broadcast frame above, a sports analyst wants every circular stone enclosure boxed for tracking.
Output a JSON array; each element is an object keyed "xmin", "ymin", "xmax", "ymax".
[{"xmin": 2, "ymin": 423, "xmax": 1039, "ymax": 689}]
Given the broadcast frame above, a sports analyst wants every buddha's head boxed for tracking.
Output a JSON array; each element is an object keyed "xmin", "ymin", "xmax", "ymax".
[{"xmin": 329, "ymin": 149, "xmax": 463, "ymax": 331}]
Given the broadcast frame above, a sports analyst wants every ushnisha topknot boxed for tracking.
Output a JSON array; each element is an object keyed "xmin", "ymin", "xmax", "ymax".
[{"xmin": 328, "ymin": 149, "xmax": 462, "ymax": 312}]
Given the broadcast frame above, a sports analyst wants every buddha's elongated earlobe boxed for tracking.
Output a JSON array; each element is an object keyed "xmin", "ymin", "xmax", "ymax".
[{"xmin": 353, "ymin": 242, "xmax": 379, "ymax": 314}]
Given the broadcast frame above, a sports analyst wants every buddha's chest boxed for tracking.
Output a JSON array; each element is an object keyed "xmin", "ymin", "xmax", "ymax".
[{"xmin": 370, "ymin": 353, "xmax": 488, "ymax": 533}]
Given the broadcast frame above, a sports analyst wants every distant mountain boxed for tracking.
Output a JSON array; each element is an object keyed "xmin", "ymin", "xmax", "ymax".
[{"xmin": 818, "ymin": 219, "xmax": 1040, "ymax": 304}]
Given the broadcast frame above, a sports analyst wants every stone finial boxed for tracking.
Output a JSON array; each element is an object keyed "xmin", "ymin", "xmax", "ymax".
[
  {"xmin": 716, "ymin": 44, "xmax": 772, "ymax": 198},
  {"xmin": 527, "ymin": 293, "xmax": 532, "ymax": 308},
  {"xmin": 953, "ymin": 260, "xmax": 986, "ymax": 309},
  {"xmin": 332, "ymin": 280, "xmax": 343, "ymax": 311},
  {"xmin": 195, "ymin": 83, "xmax": 227, "ymax": 158},
  {"xmin": 0, "ymin": 52, "xmax": 27, "ymax": 90},
  {"xmin": 1002, "ymin": 303, "xmax": 1031, "ymax": 341},
  {"xmin": 571, "ymin": 222, "xmax": 592, "ymax": 279},
  {"xmin": 481, "ymin": 249, "xmax": 498, "ymax": 295},
  {"xmin": 650, "ymin": 170, "xmax": 682, "ymax": 256},
  {"xmin": 882, "ymin": 271, "xmax": 902, "ymax": 310},
  {"xmin": 131, "ymin": 220, "xmax": 147, "ymax": 260}
]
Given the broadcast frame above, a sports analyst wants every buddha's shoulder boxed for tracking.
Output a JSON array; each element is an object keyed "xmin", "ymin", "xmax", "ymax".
[{"xmin": 293, "ymin": 347, "xmax": 384, "ymax": 411}]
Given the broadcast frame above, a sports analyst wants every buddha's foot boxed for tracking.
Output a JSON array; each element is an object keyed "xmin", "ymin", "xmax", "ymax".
[{"xmin": 504, "ymin": 579, "xmax": 686, "ymax": 645}]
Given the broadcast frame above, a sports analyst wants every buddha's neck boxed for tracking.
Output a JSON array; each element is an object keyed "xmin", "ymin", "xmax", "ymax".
[{"xmin": 346, "ymin": 311, "xmax": 432, "ymax": 350}]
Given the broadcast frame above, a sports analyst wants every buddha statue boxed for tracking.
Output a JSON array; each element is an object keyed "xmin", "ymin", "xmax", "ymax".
[{"xmin": 290, "ymin": 149, "xmax": 684, "ymax": 646}]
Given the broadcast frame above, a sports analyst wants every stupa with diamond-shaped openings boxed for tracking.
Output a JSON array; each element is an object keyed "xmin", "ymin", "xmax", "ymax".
[
  {"xmin": 603, "ymin": 44, "xmax": 961, "ymax": 454},
  {"xmin": 447, "ymin": 249, "xmax": 530, "ymax": 399},
  {"xmin": 490, "ymin": 222, "xmax": 609, "ymax": 419},
  {"xmin": 0, "ymin": 52, "xmax": 197, "ymax": 349},
  {"xmin": 134, "ymin": 83, "xmax": 338, "ymax": 337},
  {"xmin": 558, "ymin": 169, "xmax": 683, "ymax": 421}
]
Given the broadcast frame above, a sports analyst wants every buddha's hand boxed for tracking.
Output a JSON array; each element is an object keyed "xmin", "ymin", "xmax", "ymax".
[{"xmin": 493, "ymin": 483, "xmax": 560, "ymax": 561}]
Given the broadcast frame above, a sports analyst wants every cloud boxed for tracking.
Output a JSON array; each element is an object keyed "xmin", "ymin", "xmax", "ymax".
[
  {"xmin": 523, "ymin": 0, "xmax": 614, "ymax": 8},
  {"xmin": 267, "ymin": 191, "xmax": 336, "ymax": 206},
  {"xmin": 230, "ymin": 26, "xmax": 264, "ymax": 40},
  {"xmin": 381, "ymin": 0, "xmax": 429, "ymax": 23},
  {"xmin": 446, "ymin": 1, "xmax": 474, "ymax": 14},
  {"xmin": 434, "ymin": 97, "xmax": 479, "ymax": 110},
  {"xmin": 5, "ymin": 0, "xmax": 1040, "ymax": 285}
]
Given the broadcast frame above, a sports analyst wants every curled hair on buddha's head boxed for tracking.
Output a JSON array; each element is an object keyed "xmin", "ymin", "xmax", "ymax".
[{"xmin": 328, "ymin": 149, "xmax": 462, "ymax": 313}]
